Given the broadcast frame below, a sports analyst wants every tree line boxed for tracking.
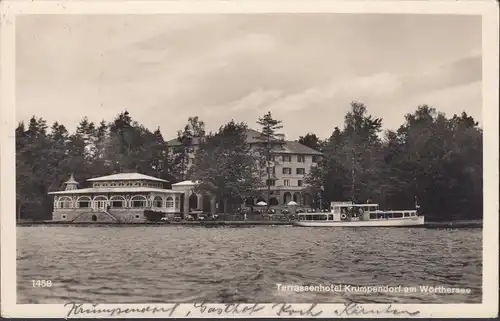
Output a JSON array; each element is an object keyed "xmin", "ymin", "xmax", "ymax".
[{"xmin": 16, "ymin": 102, "xmax": 482, "ymax": 221}]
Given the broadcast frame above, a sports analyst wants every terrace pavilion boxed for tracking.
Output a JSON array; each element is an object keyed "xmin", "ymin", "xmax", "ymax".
[{"xmin": 48, "ymin": 173, "xmax": 184, "ymax": 222}]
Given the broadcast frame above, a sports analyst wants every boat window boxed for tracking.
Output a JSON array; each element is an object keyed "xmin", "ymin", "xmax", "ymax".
[
  {"xmin": 410, "ymin": 212, "xmax": 416, "ymax": 216},
  {"xmin": 370, "ymin": 213, "xmax": 377, "ymax": 219},
  {"xmin": 328, "ymin": 215, "xmax": 333, "ymax": 220},
  {"xmin": 386, "ymin": 213, "xmax": 393, "ymax": 219},
  {"xmin": 403, "ymin": 212, "xmax": 409, "ymax": 217},
  {"xmin": 393, "ymin": 212, "xmax": 403, "ymax": 218}
]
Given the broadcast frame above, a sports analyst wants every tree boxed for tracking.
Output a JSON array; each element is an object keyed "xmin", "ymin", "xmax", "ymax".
[
  {"xmin": 307, "ymin": 102, "xmax": 383, "ymax": 204},
  {"xmin": 380, "ymin": 106, "xmax": 483, "ymax": 221},
  {"xmin": 255, "ymin": 111, "xmax": 286, "ymax": 210},
  {"xmin": 16, "ymin": 117, "xmax": 55, "ymax": 221},
  {"xmin": 189, "ymin": 121, "xmax": 263, "ymax": 213},
  {"xmin": 298, "ymin": 133, "xmax": 323, "ymax": 151},
  {"xmin": 15, "ymin": 105, "xmax": 482, "ymax": 222},
  {"xmin": 305, "ymin": 127, "xmax": 350, "ymax": 204},
  {"xmin": 173, "ymin": 116, "xmax": 206, "ymax": 181}
]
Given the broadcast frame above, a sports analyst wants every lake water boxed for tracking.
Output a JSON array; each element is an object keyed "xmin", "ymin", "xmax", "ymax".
[{"xmin": 17, "ymin": 226, "xmax": 482, "ymax": 304}]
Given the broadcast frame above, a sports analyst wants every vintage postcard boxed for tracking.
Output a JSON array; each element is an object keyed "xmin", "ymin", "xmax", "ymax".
[{"xmin": 1, "ymin": 0, "xmax": 498, "ymax": 318}]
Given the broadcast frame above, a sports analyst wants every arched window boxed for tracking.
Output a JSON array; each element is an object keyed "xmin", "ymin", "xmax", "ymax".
[
  {"xmin": 93, "ymin": 195, "xmax": 109, "ymax": 210},
  {"xmin": 283, "ymin": 192, "xmax": 292, "ymax": 205},
  {"xmin": 153, "ymin": 196, "xmax": 163, "ymax": 208},
  {"xmin": 57, "ymin": 196, "xmax": 73, "ymax": 209},
  {"xmin": 269, "ymin": 197, "xmax": 279, "ymax": 206},
  {"xmin": 130, "ymin": 195, "xmax": 147, "ymax": 208},
  {"xmin": 166, "ymin": 197, "xmax": 174, "ymax": 208},
  {"xmin": 110, "ymin": 195, "xmax": 126, "ymax": 208},
  {"xmin": 77, "ymin": 196, "xmax": 91, "ymax": 208}
]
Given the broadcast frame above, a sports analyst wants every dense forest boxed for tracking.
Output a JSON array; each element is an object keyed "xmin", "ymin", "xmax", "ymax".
[{"xmin": 16, "ymin": 102, "xmax": 482, "ymax": 222}]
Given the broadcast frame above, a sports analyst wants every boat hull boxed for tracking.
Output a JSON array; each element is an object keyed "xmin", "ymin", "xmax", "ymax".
[{"xmin": 294, "ymin": 216, "xmax": 424, "ymax": 227}]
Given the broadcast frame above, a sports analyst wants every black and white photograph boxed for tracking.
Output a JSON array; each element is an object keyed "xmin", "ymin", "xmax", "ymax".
[{"xmin": 1, "ymin": 0, "xmax": 498, "ymax": 318}]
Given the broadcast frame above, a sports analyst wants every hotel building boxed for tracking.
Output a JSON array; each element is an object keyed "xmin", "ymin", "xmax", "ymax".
[{"xmin": 166, "ymin": 129, "xmax": 322, "ymax": 210}]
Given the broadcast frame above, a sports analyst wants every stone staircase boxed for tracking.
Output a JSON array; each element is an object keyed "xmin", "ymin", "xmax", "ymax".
[{"xmin": 72, "ymin": 209, "xmax": 119, "ymax": 223}]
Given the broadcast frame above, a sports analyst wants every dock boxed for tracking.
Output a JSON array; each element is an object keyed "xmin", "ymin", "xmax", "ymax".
[
  {"xmin": 16, "ymin": 219, "xmax": 482, "ymax": 228},
  {"xmin": 16, "ymin": 220, "xmax": 293, "ymax": 227},
  {"xmin": 423, "ymin": 220, "xmax": 483, "ymax": 228}
]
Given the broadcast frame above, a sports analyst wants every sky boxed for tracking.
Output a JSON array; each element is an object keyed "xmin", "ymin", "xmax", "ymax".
[{"xmin": 16, "ymin": 14, "xmax": 482, "ymax": 141}]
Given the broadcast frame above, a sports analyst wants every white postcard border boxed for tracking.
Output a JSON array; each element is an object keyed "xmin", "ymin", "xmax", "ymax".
[{"xmin": 1, "ymin": 0, "xmax": 498, "ymax": 318}]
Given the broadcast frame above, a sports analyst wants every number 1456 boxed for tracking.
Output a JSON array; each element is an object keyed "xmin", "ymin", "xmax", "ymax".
[{"xmin": 32, "ymin": 280, "xmax": 52, "ymax": 287}]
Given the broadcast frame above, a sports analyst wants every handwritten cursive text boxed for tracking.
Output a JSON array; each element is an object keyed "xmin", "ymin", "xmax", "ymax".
[{"xmin": 334, "ymin": 302, "xmax": 420, "ymax": 316}]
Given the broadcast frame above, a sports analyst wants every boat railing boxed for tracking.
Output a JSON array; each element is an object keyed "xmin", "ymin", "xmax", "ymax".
[{"xmin": 371, "ymin": 210, "xmax": 418, "ymax": 214}]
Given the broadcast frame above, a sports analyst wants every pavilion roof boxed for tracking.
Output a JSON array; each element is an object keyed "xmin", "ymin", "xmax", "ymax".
[
  {"xmin": 87, "ymin": 173, "xmax": 167, "ymax": 183},
  {"xmin": 48, "ymin": 186, "xmax": 182, "ymax": 195},
  {"xmin": 64, "ymin": 173, "xmax": 78, "ymax": 185}
]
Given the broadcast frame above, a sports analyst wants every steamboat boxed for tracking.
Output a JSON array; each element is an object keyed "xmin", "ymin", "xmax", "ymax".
[{"xmin": 294, "ymin": 201, "xmax": 424, "ymax": 227}]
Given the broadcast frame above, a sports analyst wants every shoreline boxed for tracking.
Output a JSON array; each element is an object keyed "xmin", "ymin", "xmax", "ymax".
[{"xmin": 16, "ymin": 220, "xmax": 483, "ymax": 228}]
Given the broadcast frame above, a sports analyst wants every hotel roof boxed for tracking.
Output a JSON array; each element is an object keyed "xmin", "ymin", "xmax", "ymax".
[
  {"xmin": 87, "ymin": 173, "xmax": 167, "ymax": 182},
  {"xmin": 166, "ymin": 128, "xmax": 322, "ymax": 155}
]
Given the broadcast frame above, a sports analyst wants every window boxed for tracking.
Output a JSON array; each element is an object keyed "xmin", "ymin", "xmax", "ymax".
[
  {"xmin": 111, "ymin": 200, "xmax": 123, "ymax": 208},
  {"xmin": 166, "ymin": 197, "xmax": 174, "ymax": 208},
  {"xmin": 296, "ymin": 168, "xmax": 306, "ymax": 175},
  {"xmin": 57, "ymin": 197, "xmax": 73, "ymax": 209},
  {"xmin": 267, "ymin": 167, "xmax": 275, "ymax": 174},
  {"xmin": 110, "ymin": 196, "xmax": 126, "ymax": 208},
  {"xmin": 282, "ymin": 167, "xmax": 291, "ymax": 175},
  {"xmin": 130, "ymin": 196, "xmax": 147, "ymax": 208},
  {"xmin": 284, "ymin": 179, "xmax": 290, "ymax": 186},
  {"xmin": 298, "ymin": 180, "xmax": 303, "ymax": 187},
  {"xmin": 266, "ymin": 179, "xmax": 276, "ymax": 186},
  {"xmin": 135, "ymin": 214, "xmax": 140, "ymax": 219},
  {"xmin": 77, "ymin": 196, "xmax": 91, "ymax": 208},
  {"xmin": 312, "ymin": 155, "xmax": 319, "ymax": 163},
  {"xmin": 282, "ymin": 155, "xmax": 291, "ymax": 162},
  {"xmin": 153, "ymin": 196, "xmax": 163, "ymax": 207},
  {"xmin": 370, "ymin": 213, "xmax": 377, "ymax": 219},
  {"xmin": 174, "ymin": 196, "xmax": 180, "ymax": 208},
  {"xmin": 62, "ymin": 214, "xmax": 67, "ymax": 219},
  {"xmin": 297, "ymin": 155, "xmax": 305, "ymax": 162},
  {"xmin": 393, "ymin": 212, "xmax": 403, "ymax": 218}
]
